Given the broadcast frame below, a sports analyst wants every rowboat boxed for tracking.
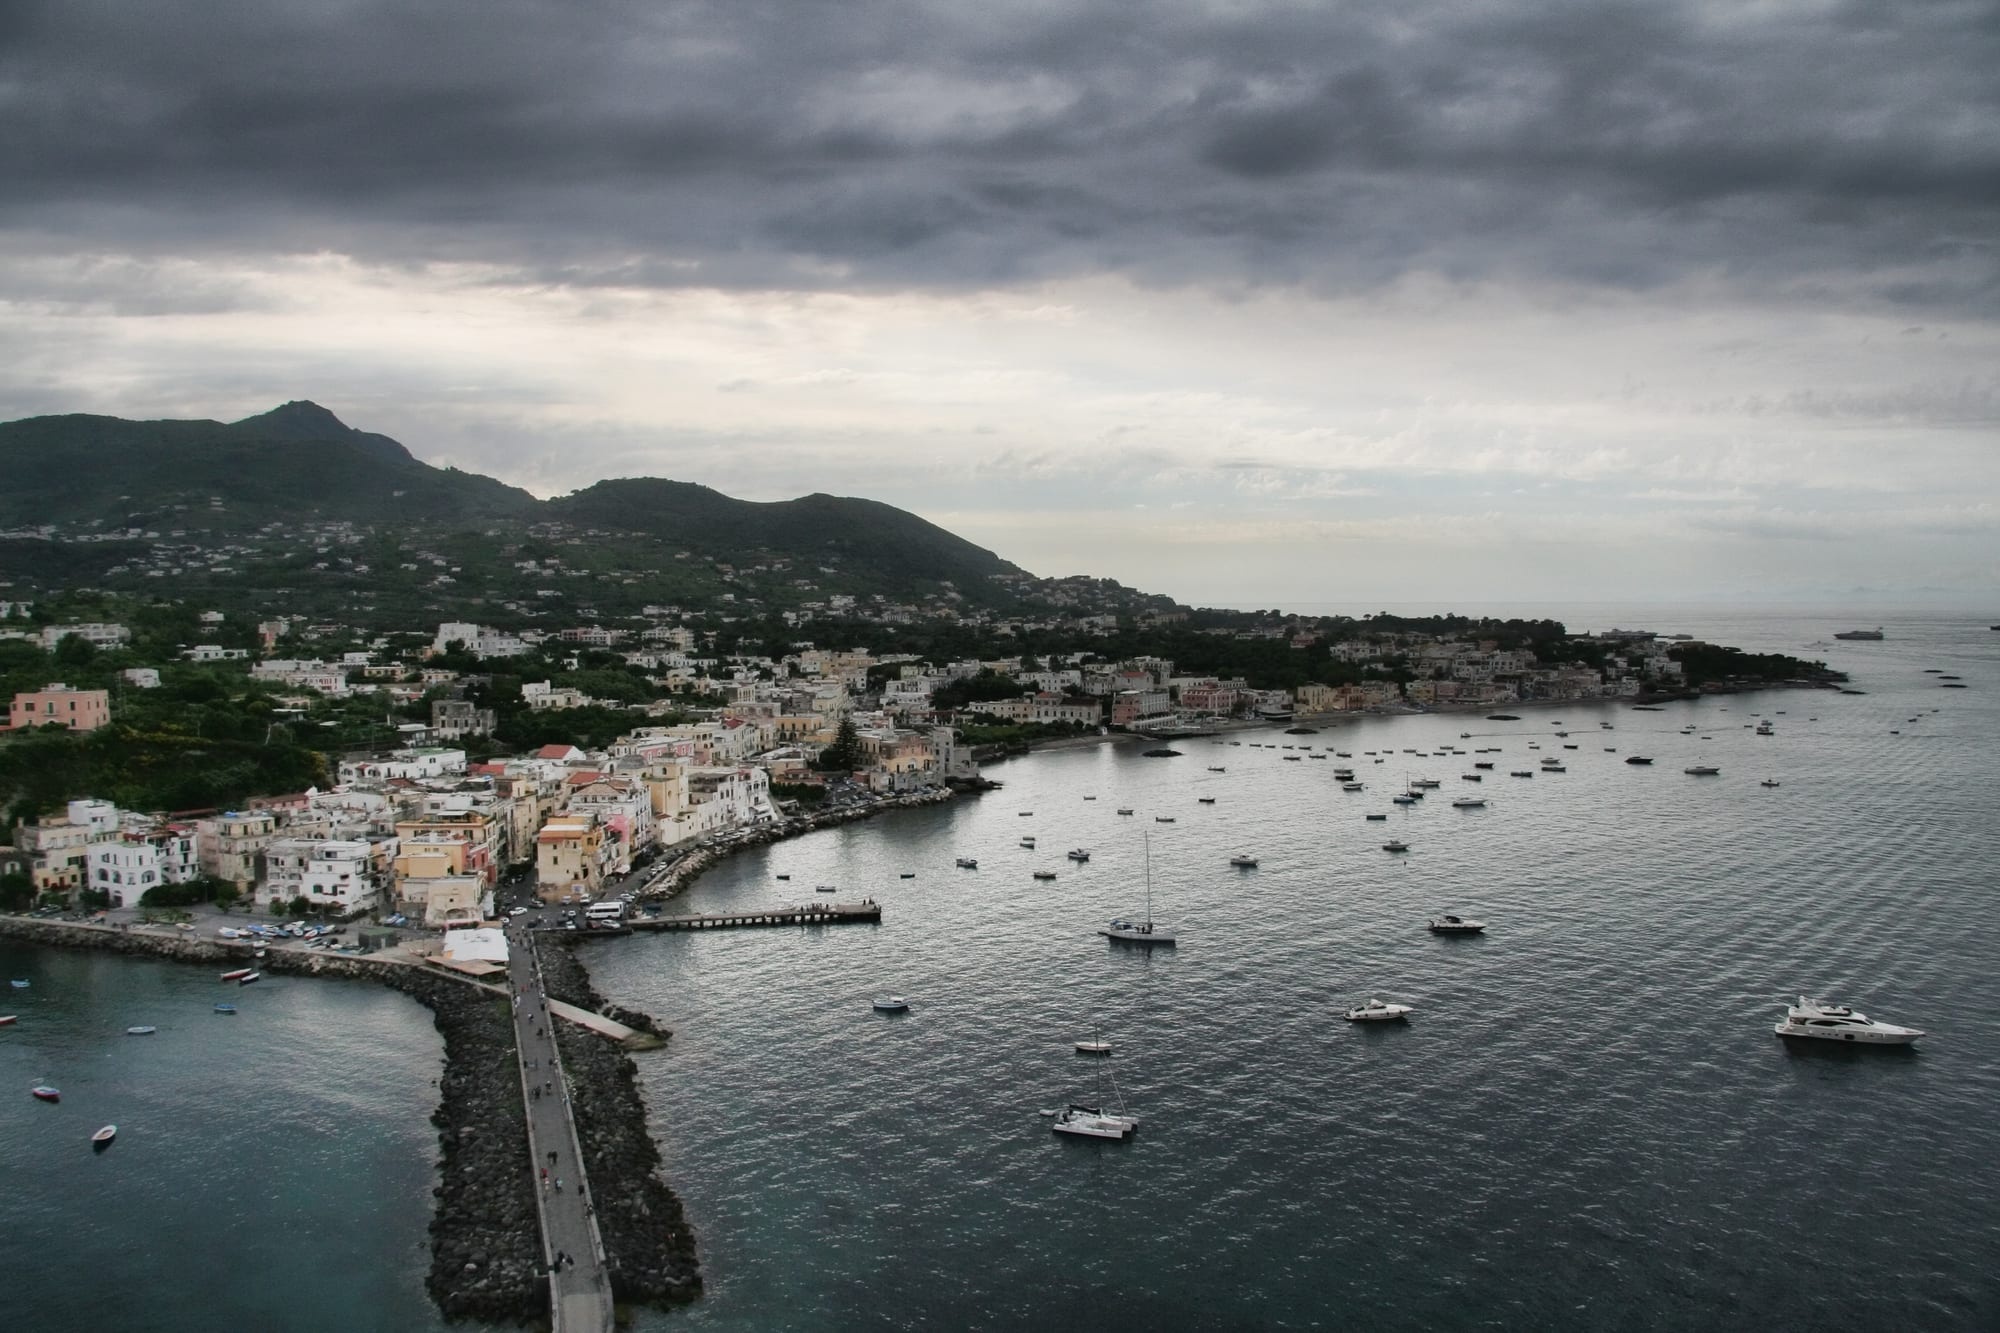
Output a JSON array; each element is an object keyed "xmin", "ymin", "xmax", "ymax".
[
  {"xmin": 32, "ymin": 1085, "xmax": 60, "ymax": 1102},
  {"xmin": 92, "ymin": 1125, "xmax": 117, "ymax": 1148},
  {"xmin": 220, "ymin": 968, "xmax": 253, "ymax": 982}
]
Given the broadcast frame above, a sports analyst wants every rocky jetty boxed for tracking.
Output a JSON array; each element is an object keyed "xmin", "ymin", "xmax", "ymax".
[{"xmin": 541, "ymin": 939, "xmax": 703, "ymax": 1306}]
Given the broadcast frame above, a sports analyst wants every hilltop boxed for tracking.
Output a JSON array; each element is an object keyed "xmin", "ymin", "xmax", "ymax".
[{"xmin": 0, "ymin": 402, "xmax": 1110, "ymax": 626}]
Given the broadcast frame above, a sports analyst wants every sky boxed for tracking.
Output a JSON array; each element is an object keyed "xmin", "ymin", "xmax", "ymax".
[{"xmin": 3, "ymin": 0, "xmax": 1996, "ymax": 612}]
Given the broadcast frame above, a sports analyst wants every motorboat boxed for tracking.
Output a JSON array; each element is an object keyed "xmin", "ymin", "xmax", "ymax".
[
  {"xmin": 1343, "ymin": 782, "xmax": 1365, "ymax": 792},
  {"xmin": 1154, "ymin": 816, "xmax": 1175, "ymax": 823},
  {"xmin": 1207, "ymin": 766, "xmax": 1226, "ymax": 772},
  {"xmin": 1760, "ymin": 779, "xmax": 1782, "ymax": 788},
  {"xmin": 1365, "ymin": 813, "xmax": 1388, "ymax": 821},
  {"xmin": 1116, "ymin": 808, "xmax": 1134, "ymax": 816},
  {"xmin": 815, "ymin": 883, "xmax": 839, "ymax": 892},
  {"xmin": 1774, "ymin": 996, "xmax": 1921, "ymax": 1044},
  {"xmin": 0, "ymin": 1014, "xmax": 14, "ymax": 1026},
  {"xmin": 1685, "ymin": 765, "xmax": 1721, "ymax": 776},
  {"xmin": 213, "ymin": 1003, "xmax": 237, "ymax": 1014},
  {"xmin": 1392, "ymin": 794, "xmax": 1417, "ymax": 805},
  {"xmin": 9, "ymin": 980, "xmax": 27, "ymax": 989},
  {"xmin": 32, "ymin": 1085, "xmax": 60, "ymax": 1102},
  {"xmin": 92, "ymin": 1125, "xmax": 117, "ymax": 1148},
  {"xmin": 1428, "ymin": 915, "xmax": 1486, "ymax": 934},
  {"xmin": 1051, "ymin": 1103, "xmax": 1137, "ymax": 1140},
  {"xmin": 1344, "ymin": 998, "xmax": 1413, "ymax": 1023},
  {"xmin": 775, "ymin": 873, "xmax": 790, "ymax": 880},
  {"xmin": 1756, "ymin": 722, "xmax": 1775, "ymax": 735},
  {"xmin": 220, "ymin": 968, "xmax": 254, "ymax": 982},
  {"xmin": 1382, "ymin": 840, "xmax": 1410, "ymax": 853},
  {"xmin": 238, "ymin": 972, "xmax": 261, "ymax": 985},
  {"xmin": 1473, "ymin": 761, "xmax": 1495, "ymax": 769},
  {"xmin": 126, "ymin": 1025, "xmax": 157, "ymax": 1036},
  {"xmin": 1541, "ymin": 762, "xmax": 1566, "ymax": 772},
  {"xmin": 1067, "ymin": 849, "xmax": 1091, "ymax": 862},
  {"xmin": 1033, "ymin": 871, "xmax": 1058, "ymax": 881},
  {"xmin": 1461, "ymin": 773, "xmax": 1483, "ymax": 782},
  {"xmin": 955, "ymin": 857, "xmax": 979, "ymax": 869},
  {"xmin": 1833, "ymin": 628, "xmax": 1884, "ymax": 640},
  {"xmin": 1020, "ymin": 837, "xmax": 1037, "ymax": 848},
  {"xmin": 1625, "ymin": 755, "xmax": 1653, "ymax": 765},
  {"xmin": 872, "ymin": 995, "xmax": 910, "ymax": 1012},
  {"xmin": 1451, "ymin": 797, "xmax": 1487, "ymax": 809},
  {"xmin": 1511, "ymin": 770, "xmax": 1534, "ymax": 777},
  {"xmin": 1018, "ymin": 811, "xmax": 1034, "ymax": 817},
  {"xmin": 1229, "ymin": 855, "xmax": 1258, "ymax": 868},
  {"xmin": 1197, "ymin": 796, "xmax": 1217, "ymax": 804},
  {"xmin": 1411, "ymin": 778, "xmax": 1441, "ymax": 788}
]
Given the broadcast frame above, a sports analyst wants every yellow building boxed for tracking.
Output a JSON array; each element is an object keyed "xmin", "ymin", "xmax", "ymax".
[{"xmin": 535, "ymin": 817, "xmax": 603, "ymax": 902}]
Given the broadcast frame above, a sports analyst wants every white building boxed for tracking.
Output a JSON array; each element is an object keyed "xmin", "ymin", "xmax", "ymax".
[{"xmin": 300, "ymin": 840, "xmax": 379, "ymax": 912}]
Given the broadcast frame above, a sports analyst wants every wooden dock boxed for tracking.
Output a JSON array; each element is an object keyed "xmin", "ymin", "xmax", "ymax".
[{"xmin": 625, "ymin": 901, "xmax": 882, "ymax": 931}]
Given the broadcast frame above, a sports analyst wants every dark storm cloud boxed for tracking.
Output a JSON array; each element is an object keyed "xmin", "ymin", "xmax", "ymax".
[{"xmin": 4, "ymin": 0, "xmax": 1997, "ymax": 304}]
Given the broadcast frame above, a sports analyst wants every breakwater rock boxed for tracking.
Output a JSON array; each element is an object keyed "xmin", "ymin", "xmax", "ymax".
[
  {"xmin": 541, "ymin": 939, "xmax": 703, "ymax": 1306},
  {"xmin": 0, "ymin": 917, "xmax": 545, "ymax": 1324}
]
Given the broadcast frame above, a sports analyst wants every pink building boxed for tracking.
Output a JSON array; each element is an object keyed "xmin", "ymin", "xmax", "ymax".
[{"xmin": 8, "ymin": 683, "xmax": 111, "ymax": 732}]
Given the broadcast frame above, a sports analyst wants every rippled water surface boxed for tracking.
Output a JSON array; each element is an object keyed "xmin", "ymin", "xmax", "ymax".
[{"xmin": 593, "ymin": 611, "xmax": 2000, "ymax": 1332}]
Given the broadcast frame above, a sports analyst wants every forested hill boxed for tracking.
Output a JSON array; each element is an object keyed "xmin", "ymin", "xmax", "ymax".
[{"xmin": 0, "ymin": 402, "xmax": 1030, "ymax": 619}]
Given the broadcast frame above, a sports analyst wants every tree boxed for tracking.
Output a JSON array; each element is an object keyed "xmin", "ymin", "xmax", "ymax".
[
  {"xmin": 817, "ymin": 715, "xmax": 861, "ymax": 772},
  {"xmin": 0, "ymin": 871, "xmax": 32, "ymax": 912},
  {"xmin": 52, "ymin": 633, "xmax": 99, "ymax": 670}
]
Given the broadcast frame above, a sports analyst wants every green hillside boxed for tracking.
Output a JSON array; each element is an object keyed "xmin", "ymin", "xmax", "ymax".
[{"xmin": 0, "ymin": 402, "xmax": 1029, "ymax": 622}]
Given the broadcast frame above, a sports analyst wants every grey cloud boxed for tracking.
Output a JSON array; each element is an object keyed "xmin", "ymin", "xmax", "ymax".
[{"xmin": 2, "ymin": 0, "xmax": 1997, "ymax": 307}]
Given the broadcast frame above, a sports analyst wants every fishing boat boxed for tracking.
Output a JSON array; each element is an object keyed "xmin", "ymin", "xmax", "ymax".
[
  {"xmin": 32, "ymin": 1085, "xmax": 60, "ymax": 1102},
  {"xmin": 92, "ymin": 1125, "xmax": 117, "ymax": 1149},
  {"xmin": 1100, "ymin": 836, "xmax": 1176, "ymax": 945}
]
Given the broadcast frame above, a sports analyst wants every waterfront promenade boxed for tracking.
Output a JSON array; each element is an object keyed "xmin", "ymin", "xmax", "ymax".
[{"xmin": 506, "ymin": 920, "xmax": 615, "ymax": 1333}]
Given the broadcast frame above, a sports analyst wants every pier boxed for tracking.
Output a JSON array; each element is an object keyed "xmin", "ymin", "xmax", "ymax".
[
  {"xmin": 507, "ymin": 922, "xmax": 616, "ymax": 1333},
  {"xmin": 622, "ymin": 901, "xmax": 882, "ymax": 931}
]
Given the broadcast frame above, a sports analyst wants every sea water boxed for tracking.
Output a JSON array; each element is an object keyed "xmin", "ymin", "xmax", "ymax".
[{"xmin": 588, "ymin": 610, "xmax": 2000, "ymax": 1331}]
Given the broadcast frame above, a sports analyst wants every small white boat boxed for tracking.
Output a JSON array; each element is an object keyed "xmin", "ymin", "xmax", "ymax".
[
  {"xmin": 1382, "ymin": 840, "xmax": 1410, "ymax": 853},
  {"xmin": 1051, "ymin": 1104, "xmax": 1137, "ymax": 1140},
  {"xmin": 92, "ymin": 1124, "xmax": 117, "ymax": 1148},
  {"xmin": 238, "ymin": 972, "xmax": 261, "ymax": 985},
  {"xmin": 872, "ymin": 995, "xmax": 910, "ymax": 1012},
  {"xmin": 1428, "ymin": 915, "xmax": 1485, "ymax": 934},
  {"xmin": 1075, "ymin": 1025, "xmax": 1113, "ymax": 1056},
  {"xmin": 1685, "ymin": 765, "xmax": 1721, "ymax": 776},
  {"xmin": 1343, "ymin": 782, "xmax": 1365, "ymax": 791},
  {"xmin": 1229, "ymin": 855, "xmax": 1258, "ymax": 868},
  {"xmin": 9, "ymin": 980, "xmax": 28, "ymax": 990},
  {"xmin": 1774, "ymin": 996, "xmax": 1922, "ymax": 1045},
  {"xmin": 955, "ymin": 857, "xmax": 978, "ymax": 869},
  {"xmin": 1344, "ymin": 998, "xmax": 1413, "ymax": 1022},
  {"xmin": 126, "ymin": 1025, "xmax": 157, "ymax": 1035},
  {"xmin": 213, "ymin": 1003, "xmax": 237, "ymax": 1014},
  {"xmin": 1451, "ymin": 797, "xmax": 1486, "ymax": 809}
]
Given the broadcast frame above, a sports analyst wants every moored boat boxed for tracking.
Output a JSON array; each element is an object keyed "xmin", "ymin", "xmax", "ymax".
[
  {"xmin": 872, "ymin": 995, "xmax": 909, "ymax": 1013},
  {"xmin": 238, "ymin": 972, "xmax": 261, "ymax": 985},
  {"xmin": 1382, "ymin": 839, "xmax": 1410, "ymax": 853},
  {"xmin": 955, "ymin": 857, "xmax": 978, "ymax": 869},
  {"xmin": 32, "ymin": 1085, "xmax": 60, "ymax": 1102},
  {"xmin": 1051, "ymin": 1103, "xmax": 1137, "ymax": 1140},
  {"xmin": 92, "ymin": 1124, "xmax": 117, "ymax": 1148},
  {"xmin": 1344, "ymin": 998, "xmax": 1413, "ymax": 1022},
  {"xmin": 1684, "ymin": 765, "xmax": 1721, "ymax": 776},
  {"xmin": 220, "ymin": 968, "xmax": 253, "ymax": 982},
  {"xmin": 126, "ymin": 1025, "xmax": 157, "ymax": 1035},
  {"xmin": 213, "ymin": 1003, "xmax": 238, "ymax": 1014},
  {"xmin": 0, "ymin": 1014, "xmax": 15, "ymax": 1026},
  {"xmin": 1774, "ymin": 996, "xmax": 1921, "ymax": 1045},
  {"xmin": 1067, "ymin": 848, "xmax": 1091, "ymax": 862},
  {"xmin": 1229, "ymin": 855, "xmax": 1258, "ymax": 868},
  {"xmin": 1428, "ymin": 914, "xmax": 1486, "ymax": 934}
]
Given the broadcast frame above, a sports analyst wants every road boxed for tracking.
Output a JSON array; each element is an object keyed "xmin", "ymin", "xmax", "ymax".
[{"xmin": 504, "ymin": 918, "xmax": 615, "ymax": 1333}]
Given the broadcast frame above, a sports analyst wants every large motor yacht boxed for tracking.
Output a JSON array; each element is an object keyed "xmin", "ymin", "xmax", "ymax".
[{"xmin": 1774, "ymin": 996, "xmax": 1923, "ymax": 1045}]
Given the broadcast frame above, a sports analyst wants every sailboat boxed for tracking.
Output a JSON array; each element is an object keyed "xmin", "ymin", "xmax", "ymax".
[
  {"xmin": 1099, "ymin": 834, "xmax": 1176, "ymax": 945},
  {"xmin": 1051, "ymin": 1058, "xmax": 1138, "ymax": 1140}
]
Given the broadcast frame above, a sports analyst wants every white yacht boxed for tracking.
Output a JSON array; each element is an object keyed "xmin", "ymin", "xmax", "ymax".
[
  {"xmin": 1344, "ymin": 998, "xmax": 1413, "ymax": 1023},
  {"xmin": 1774, "ymin": 997, "xmax": 1923, "ymax": 1045},
  {"xmin": 1051, "ymin": 1103, "xmax": 1137, "ymax": 1140},
  {"xmin": 1427, "ymin": 914, "xmax": 1485, "ymax": 934}
]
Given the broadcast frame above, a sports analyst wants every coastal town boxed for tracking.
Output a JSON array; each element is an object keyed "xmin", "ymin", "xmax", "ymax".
[{"xmin": 0, "ymin": 605, "xmax": 1819, "ymax": 920}]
